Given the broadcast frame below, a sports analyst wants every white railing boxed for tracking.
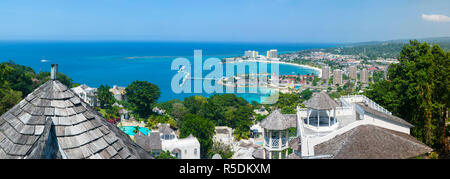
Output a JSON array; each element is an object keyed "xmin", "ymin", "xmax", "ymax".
[
  {"xmin": 272, "ymin": 138, "xmax": 280, "ymax": 148},
  {"xmin": 340, "ymin": 95, "xmax": 391, "ymax": 115},
  {"xmin": 281, "ymin": 137, "xmax": 287, "ymax": 148}
]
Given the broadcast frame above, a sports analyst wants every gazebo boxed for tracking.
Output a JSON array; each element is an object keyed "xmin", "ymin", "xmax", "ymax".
[
  {"xmin": 303, "ymin": 92, "xmax": 339, "ymax": 131},
  {"xmin": 260, "ymin": 110, "xmax": 292, "ymax": 159}
]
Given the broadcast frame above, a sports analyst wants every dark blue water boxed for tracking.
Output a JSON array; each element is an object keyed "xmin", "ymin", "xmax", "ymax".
[{"xmin": 0, "ymin": 41, "xmax": 335, "ymax": 102}]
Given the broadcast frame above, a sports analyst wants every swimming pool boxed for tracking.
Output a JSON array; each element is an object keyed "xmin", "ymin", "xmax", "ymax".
[{"xmin": 119, "ymin": 126, "xmax": 151, "ymax": 136}]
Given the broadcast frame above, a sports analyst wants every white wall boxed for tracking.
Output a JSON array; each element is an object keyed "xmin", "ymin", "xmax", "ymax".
[{"xmin": 162, "ymin": 138, "xmax": 201, "ymax": 159}]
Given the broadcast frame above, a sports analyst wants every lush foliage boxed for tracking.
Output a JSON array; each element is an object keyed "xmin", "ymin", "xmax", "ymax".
[
  {"xmin": 154, "ymin": 150, "xmax": 177, "ymax": 159},
  {"xmin": 125, "ymin": 80, "xmax": 161, "ymax": 118},
  {"xmin": 179, "ymin": 114, "xmax": 216, "ymax": 158},
  {"xmin": 0, "ymin": 63, "xmax": 22, "ymax": 114},
  {"xmin": 207, "ymin": 142, "xmax": 235, "ymax": 159},
  {"xmin": 97, "ymin": 84, "xmax": 115, "ymax": 109},
  {"xmin": 365, "ymin": 40, "xmax": 449, "ymax": 151}
]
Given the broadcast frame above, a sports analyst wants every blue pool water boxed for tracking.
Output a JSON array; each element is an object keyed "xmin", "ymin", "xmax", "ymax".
[{"xmin": 119, "ymin": 126, "xmax": 151, "ymax": 136}]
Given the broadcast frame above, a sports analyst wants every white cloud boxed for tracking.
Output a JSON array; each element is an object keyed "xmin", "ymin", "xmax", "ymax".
[{"xmin": 422, "ymin": 14, "xmax": 450, "ymax": 22}]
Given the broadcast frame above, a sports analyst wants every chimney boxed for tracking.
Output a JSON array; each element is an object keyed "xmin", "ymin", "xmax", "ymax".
[{"xmin": 51, "ymin": 64, "xmax": 58, "ymax": 80}]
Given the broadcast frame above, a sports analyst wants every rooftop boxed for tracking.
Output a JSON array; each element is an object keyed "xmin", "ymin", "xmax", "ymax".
[
  {"xmin": 303, "ymin": 92, "xmax": 339, "ymax": 110},
  {"xmin": 313, "ymin": 125, "xmax": 432, "ymax": 159},
  {"xmin": 260, "ymin": 110, "xmax": 296, "ymax": 130},
  {"xmin": 0, "ymin": 65, "xmax": 151, "ymax": 159}
]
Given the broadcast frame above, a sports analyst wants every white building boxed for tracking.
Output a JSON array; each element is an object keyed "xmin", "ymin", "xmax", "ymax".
[
  {"xmin": 71, "ymin": 84, "xmax": 98, "ymax": 107},
  {"xmin": 266, "ymin": 49, "xmax": 278, "ymax": 59},
  {"xmin": 109, "ymin": 85, "xmax": 126, "ymax": 101},
  {"xmin": 348, "ymin": 66, "xmax": 357, "ymax": 80},
  {"xmin": 158, "ymin": 124, "xmax": 201, "ymax": 159},
  {"xmin": 244, "ymin": 50, "xmax": 259, "ymax": 58},
  {"xmin": 322, "ymin": 66, "xmax": 330, "ymax": 81},
  {"xmin": 290, "ymin": 93, "xmax": 432, "ymax": 159},
  {"xmin": 253, "ymin": 93, "xmax": 432, "ymax": 159},
  {"xmin": 360, "ymin": 68, "xmax": 369, "ymax": 83},
  {"xmin": 213, "ymin": 126, "xmax": 234, "ymax": 146},
  {"xmin": 333, "ymin": 69, "xmax": 343, "ymax": 86}
]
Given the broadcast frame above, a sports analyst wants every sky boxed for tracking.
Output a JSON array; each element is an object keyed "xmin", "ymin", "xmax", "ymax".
[{"xmin": 0, "ymin": 0, "xmax": 449, "ymax": 43}]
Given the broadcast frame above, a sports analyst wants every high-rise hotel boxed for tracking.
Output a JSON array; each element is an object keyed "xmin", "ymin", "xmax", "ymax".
[
  {"xmin": 322, "ymin": 66, "xmax": 330, "ymax": 81},
  {"xmin": 266, "ymin": 49, "xmax": 278, "ymax": 58},
  {"xmin": 245, "ymin": 50, "xmax": 259, "ymax": 58},
  {"xmin": 333, "ymin": 69, "xmax": 343, "ymax": 85}
]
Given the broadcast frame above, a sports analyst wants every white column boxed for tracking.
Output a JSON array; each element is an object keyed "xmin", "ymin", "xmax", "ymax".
[
  {"xmin": 269, "ymin": 130, "xmax": 272, "ymax": 149},
  {"xmin": 317, "ymin": 110, "xmax": 320, "ymax": 129},
  {"xmin": 307, "ymin": 109, "xmax": 310, "ymax": 125},
  {"xmin": 334, "ymin": 108, "xmax": 336, "ymax": 124},
  {"xmin": 279, "ymin": 130, "xmax": 282, "ymax": 149},
  {"xmin": 328, "ymin": 110, "xmax": 331, "ymax": 127}
]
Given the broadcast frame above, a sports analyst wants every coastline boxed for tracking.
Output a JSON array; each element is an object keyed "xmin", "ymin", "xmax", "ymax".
[{"xmin": 222, "ymin": 59, "xmax": 322, "ymax": 78}]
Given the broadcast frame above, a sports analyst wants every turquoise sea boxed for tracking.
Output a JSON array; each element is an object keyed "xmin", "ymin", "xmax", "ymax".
[{"xmin": 0, "ymin": 41, "xmax": 335, "ymax": 103}]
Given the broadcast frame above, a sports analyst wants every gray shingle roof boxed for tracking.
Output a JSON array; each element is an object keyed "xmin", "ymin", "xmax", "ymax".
[
  {"xmin": 303, "ymin": 92, "xmax": 339, "ymax": 110},
  {"xmin": 314, "ymin": 125, "xmax": 432, "ymax": 159},
  {"xmin": 158, "ymin": 124, "xmax": 174, "ymax": 135},
  {"xmin": 356, "ymin": 103, "xmax": 413, "ymax": 128},
  {"xmin": 135, "ymin": 132, "xmax": 162, "ymax": 152},
  {"xmin": 0, "ymin": 80, "xmax": 152, "ymax": 159},
  {"xmin": 289, "ymin": 137, "xmax": 301, "ymax": 151},
  {"xmin": 260, "ymin": 110, "xmax": 296, "ymax": 130}
]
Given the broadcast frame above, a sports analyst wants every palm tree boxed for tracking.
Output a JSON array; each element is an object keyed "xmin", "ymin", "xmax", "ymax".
[{"xmin": 133, "ymin": 126, "xmax": 140, "ymax": 134}]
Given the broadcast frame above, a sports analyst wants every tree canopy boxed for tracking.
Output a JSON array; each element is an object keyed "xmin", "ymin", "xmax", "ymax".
[
  {"xmin": 125, "ymin": 80, "xmax": 161, "ymax": 118},
  {"xmin": 365, "ymin": 40, "xmax": 449, "ymax": 151}
]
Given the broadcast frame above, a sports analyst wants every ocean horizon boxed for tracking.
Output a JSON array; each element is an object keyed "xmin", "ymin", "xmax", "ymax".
[{"xmin": 0, "ymin": 41, "xmax": 336, "ymax": 103}]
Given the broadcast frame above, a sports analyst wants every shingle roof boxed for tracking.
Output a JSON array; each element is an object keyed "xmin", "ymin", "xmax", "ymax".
[
  {"xmin": 357, "ymin": 103, "xmax": 413, "ymax": 128},
  {"xmin": 314, "ymin": 125, "xmax": 432, "ymax": 159},
  {"xmin": 304, "ymin": 92, "xmax": 339, "ymax": 110},
  {"xmin": 289, "ymin": 137, "xmax": 301, "ymax": 151},
  {"xmin": 158, "ymin": 124, "xmax": 174, "ymax": 135},
  {"xmin": 260, "ymin": 110, "xmax": 294, "ymax": 130},
  {"xmin": 0, "ymin": 80, "xmax": 152, "ymax": 159},
  {"xmin": 135, "ymin": 132, "xmax": 162, "ymax": 152}
]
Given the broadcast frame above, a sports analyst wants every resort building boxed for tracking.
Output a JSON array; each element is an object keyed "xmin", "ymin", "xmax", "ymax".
[
  {"xmin": 333, "ymin": 69, "xmax": 343, "ymax": 86},
  {"xmin": 71, "ymin": 84, "xmax": 98, "ymax": 107},
  {"xmin": 266, "ymin": 49, "xmax": 278, "ymax": 59},
  {"xmin": 360, "ymin": 68, "xmax": 369, "ymax": 83},
  {"xmin": 244, "ymin": 50, "xmax": 259, "ymax": 58},
  {"xmin": 213, "ymin": 126, "xmax": 234, "ymax": 146},
  {"xmin": 288, "ymin": 92, "xmax": 432, "ymax": 159},
  {"xmin": 348, "ymin": 66, "xmax": 357, "ymax": 80},
  {"xmin": 322, "ymin": 66, "xmax": 330, "ymax": 81},
  {"xmin": 109, "ymin": 85, "xmax": 126, "ymax": 101},
  {"xmin": 258, "ymin": 110, "xmax": 297, "ymax": 159},
  {"xmin": 0, "ymin": 64, "xmax": 152, "ymax": 159},
  {"xmin": 158, "ymin": 124, "xmax": 201, "ymax": 159}
]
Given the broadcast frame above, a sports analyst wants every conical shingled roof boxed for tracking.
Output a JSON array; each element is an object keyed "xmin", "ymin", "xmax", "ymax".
[
  {"xmin": 0, "ymin": 79, "xmax": 152, "ymax": 159},
  {"xmin": 303, "ymin": 92, "xmax": 339, "ymax": 110},
  {"xmin": 260, "ymin": 110, "xmax": 291, "ymax": 130}
]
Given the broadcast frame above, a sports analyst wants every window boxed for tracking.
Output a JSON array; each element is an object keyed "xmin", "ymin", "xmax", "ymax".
[
  {"xmin": 194, "ymin": 148, "xmax": 197, "ymax": 156},
  {"xmin": 185, "ymin": 149, "xmax": 187, "ymax": 154}
]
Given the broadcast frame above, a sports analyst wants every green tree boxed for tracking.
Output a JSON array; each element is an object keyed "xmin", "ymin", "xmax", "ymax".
[
  {"xmin": 97, "ymin": 84, "xmax": 114, "ymax": 109},
  {"xmin": 366, "ymin": 40, "xmax": 449, "ymax": 150},
  {"xmin": 0, "ymin": 63, "xmax": 22, "ymax": 114},
  {"xmin": 36, "ymin": 71, "xmax": 74, "ymax": 88},
  {"xmin": 125, "ymin": 81, "xmax": 161, "ymax": 118},
  {"xmin": 154, "ymin": 150, "xmax": 177, "ymax": 159},
  {"xmin": 179, "ymin": 114, "xmax": 216, "ymax": 158},
  {"xmin": 207, "ymin": 142, "xmax": 234, "ymax": 159}
]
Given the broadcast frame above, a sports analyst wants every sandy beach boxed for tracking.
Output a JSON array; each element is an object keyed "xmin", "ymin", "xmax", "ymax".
[{"xmin": 222, "ymin": 59, "xmax": 322, "ymax": 78}]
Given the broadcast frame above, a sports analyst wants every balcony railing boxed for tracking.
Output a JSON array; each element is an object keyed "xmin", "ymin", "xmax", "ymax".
[{"xmin": 272, "ymin": 138, "xmax": 280, "ymax": 148}]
